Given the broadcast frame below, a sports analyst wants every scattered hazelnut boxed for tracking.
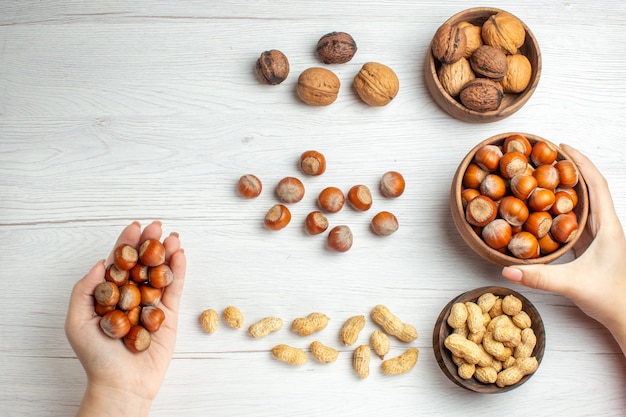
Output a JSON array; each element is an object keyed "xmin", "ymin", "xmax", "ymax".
[
  {"xmin": 347, "ymin": 185, "xmax": 372, "ymax": 211},
  {"xmin": 304, "ymin": 211, "xmax": 329, "ymax": 235},
  {"xmin": 275, "ymin": 176, "xmax": 305, "ymax": 204},
  {"xmin": 316, "ymin": 31, "xmax": 357, "ymax": 64},
  {"xmin": 353, "ymin": 62, "xmax": 399, "ymax": 106},
  {"xmin": 371, "ymin": 211, "xmax": 399, "ymax": 236},
  {"xmin": 299, "ymin": 150, "xmax": 326, "ymax": 176},
  {"xmin": 255, "ymin": 49, "xmax": 290, "ymax": 85},
  {"xmin": 318, "ymin": 187, "xmax": 345, "ymax": 213},
  {"xmin": 296, "ymin": 67, "xmax": 340, "ymax": 106},
  {"xmin": 380, "ymin": 171, "xmax": 405, "ymax": 198},
  {"xmin": 237, "ymin": 174, "xmax": 263, "ymax": 199},
  {"xmin": 264, "ymin": 204, "xmax": 291, "ymax": 230},
  {"xmin": 327, "ymin": 225, "xmax": 353, "ymax": 252}
]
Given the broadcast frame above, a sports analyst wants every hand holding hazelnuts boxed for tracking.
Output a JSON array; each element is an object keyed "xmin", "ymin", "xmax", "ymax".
[{"xmin": 95, "ymin": 238, "xmax": 173, "ymax": 353}]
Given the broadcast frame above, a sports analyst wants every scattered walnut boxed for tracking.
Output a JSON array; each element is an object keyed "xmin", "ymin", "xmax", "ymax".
[
  {"xmin": 296, "ymin": 67, "xmax": 340, "ymax": 106},
  {"xmin": 316, "ymin": 32, "xmax": 357, "ymax": 64},
  {"xmin": 353, "ymin": 62, "xmax": 399, "ymax": 106},
  {"xmin": 255, "ymin": 50, "xmax": 290, "ymax": 85}
]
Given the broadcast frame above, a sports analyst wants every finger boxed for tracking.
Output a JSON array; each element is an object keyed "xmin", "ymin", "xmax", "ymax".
[
  {"xmin": 140, "ymin": 220, "xmax": 164, "ymax": 244},
  {"xmin": 560, "ymin": 144, "xmax": 621, "ymax": 232},
  {"xmin": 501, "ymin": 263, "xmax": 579, "ymax": 298},
  {"xmin": 160, "ymin": 249, "xmax": 186, "ymax": 313},
  {"xmin": 106, "ymin": 221, "xmax": 143, "ymax": 265},
  {"xmin": 65, "ymin": 259, "xmax": 107, "ymax": 333}
]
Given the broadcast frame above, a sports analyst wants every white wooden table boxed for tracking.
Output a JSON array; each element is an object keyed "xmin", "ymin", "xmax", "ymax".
[{"xmin": 2, "ymin": 1, "xmax": 626, "ymax": 416}]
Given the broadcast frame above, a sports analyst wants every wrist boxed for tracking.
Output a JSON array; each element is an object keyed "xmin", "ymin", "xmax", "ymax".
[{"xmin": 76, "ymin": 382, "xmax": 152, "ymax": 417}]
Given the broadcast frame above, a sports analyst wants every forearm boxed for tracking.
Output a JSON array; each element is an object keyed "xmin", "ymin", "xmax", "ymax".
[{"xmin": 76, "ymin": 383, "xmax": 152, "ymax": 417}]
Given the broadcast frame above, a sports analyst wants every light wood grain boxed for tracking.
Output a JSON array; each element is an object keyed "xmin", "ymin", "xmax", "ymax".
[{"xmin": 1, "ymin": 1, "xmax": 626, "ymax": 416}]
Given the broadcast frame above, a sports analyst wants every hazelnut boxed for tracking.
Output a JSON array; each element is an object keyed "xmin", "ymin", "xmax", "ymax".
[
  {"xmin": 457, "ymin": 21, "xmax": 483, "ymax": 58},
  {"xmin": 264, "ymin": 204, "xmax": 291, "ymax": 230},
  {"xmin": 380, "ymin": 171, "xmax": 405, "ymax": 198},
  {"xmin": 482, "ymin": 11, "xmax": 526, "ymax": 54},
  {"xmin": 459, "ymin": 78, "xmax": 503, "ymax": 112},
  {"xmin": 148, "ymin": 263, "xmax": 174, "ymax": 289},
  {"xmin": 275, "ymin": 176, "xmax": 305, "ymax": 204},
  {"xmin": 296, "ymin": 67, "xmax": 340, "ymax": 106},
  {"xmin": 353, "ymin": 62, "xmax": 399, "ymax": 106},
  {"xmin": 124, "ymin": 325, "xmax": 151, "ymax": 353},
  {"xmin": 318, "ymin": 186, "xmax": 345, "ymax": 213},
  {"xmin": 502, "ymin": 54, "xmax": 532, "ymax": 93},
  {"xmin": 437, "ymin": 57, "xmax": 475, "ymax": 97},
  {"xmin": 316, "ymin": 31, "xmax": 357, "ymax": 64},
  {"xmin": 371, "ymin": 211, "xmax": 399, "ymax": 236},
  {"xmin": 299, "ymin": 150, "xmax": 326, "ymax": 176},
  {"xmin": 255, "ymin": 49, "xmax": 290, "ymax": 85},
  {"xmin": 304, "ymin": 211, "xmax": 329, "ymax": 235},
  {"xmin": 347, "ymin": 185, "xmax": 373, "ymax": 211},
  {"xmin": 431, "ymin": 23, "xmax": 467, "ymax": 64},
  {"xmin": 138, "ymin": 239, "xmax": 165, "ymax": 267},
  {"xmin": 327, "ymin": 225, "xmax": 353, "ymax": 252},
  {"xmin": 237, "ymin": 174, "xmax": 263, "ymax": 199},
  {"xmin": 470, "ymin": 45, "xmax": 508, "ymax": 81}
]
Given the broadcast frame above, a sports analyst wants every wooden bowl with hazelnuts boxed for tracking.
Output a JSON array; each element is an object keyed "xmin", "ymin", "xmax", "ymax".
[
  {"xmin": 451, "ymin": 132, "xmax": 589, "ymax": 266},
  {"xmin": 424, "ymin": 7, "xmax": 541, "ymax": 123}
]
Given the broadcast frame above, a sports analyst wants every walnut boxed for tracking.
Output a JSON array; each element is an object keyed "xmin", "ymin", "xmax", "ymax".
[
  {"xmin": 296, "ymin": 67, "xmax": 340, "ymax": 106},
  {"xmin": 482, "ymin": 11, "xmax": 526, "ymax": 54},
  {"xmin": 437, "ymin": 57, "xmax": 475, "ymax": 97},
  {"xmin": 353, "ymin": 62, "xmax": 399, "ymax": 106},
  {"xmin": 457, "ymin": 21, "xmax": 483, "ymax": 58},
  {"xmin": 502, "ymin": 54, "xmax": 532, "ymax": 93},
  {"xmin": 470, "ymin": 45, "xmax": 508, "ymax": 80},
  {"xmin": 431, "ymin": 23, "xmax": 467, "ymax": 64},
  {"xmin": 459, "ymin": 78, "xmax": 503, "ymax": 112},
  {"xmin": 316, "ymin": 32, "xmax": 357, "ymax": 64},
  {"xmin": 255, "ymin": 50, "xmax": 290, "ymax": 85}
]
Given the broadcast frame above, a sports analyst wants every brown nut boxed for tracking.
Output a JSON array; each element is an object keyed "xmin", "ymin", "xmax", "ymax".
[
  {"xmin": 459, "ymin": 78, "xmax": 503, "ymax": 112},
  {"xmin": 255, "ymin": 49, "xmax": 290, "ymax": 85},
  {"xmin": 470, "ymin": 45, "xmax": 508, "ymax": 81},
  {"xmin": 353, "ymin": 62, "xmax": 399, "ymax": 106},
  {"xmin": 437, "ymin": 57, "xmax": 475, "ymax": 97},
  {"xmin": 482, "ymin": 11, "xmax": 526, "ymax": 55},
  {"xmin": 502, "ymin": 54, "xmax": 532, "ymax": 93},
  {"xmin": 296, "ymin": 67, "xmax": 340, "ymax": 106},
  {"xmin": 431, "ymin": 23, "xmax": 467, "ymax": 64},
  {"xmin": 316, "ymin": 31, "xmax": 357, "ymax": 64},
  {"xmin": 457, "ymin": 21, "xmax": 483, "ymax": 58}
]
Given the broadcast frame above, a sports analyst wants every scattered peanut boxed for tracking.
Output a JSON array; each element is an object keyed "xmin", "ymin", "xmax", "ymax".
[
  {"xmin": 381, "ymin": 347, "xmax": 419, "ymax": 375},
  {"xmin": 291, "ymin": 312, "xmax": 330, "ymax": 336},
  {"xmin": 223, "ymin": 306, "xmax": 244, "ymax": 329},
  {"xmin": 370, "ymin": 305, "xmax": 418, "ymax": 342},
  {"xmin": 272, "ymin": 344, "xmax": 308, "ymax": 366},
  {"xmin": 353, "ymin": 345, "xmax": 371, "ymax": 379},
  {"xmin": 248, "ymin": 317, "xmax": 283, "ymax": 338},
  {"xmin": 310, "ymin": 341, "xmax": 340, "ymax": 364},
  {"xmin": 340, "ymin": 315, "xmax": 366, "ymax": 346},
  {"xmin": 370, "ymin": 330, "xmax": 390, "ymax": 359},
  {"xmin": 199, "ymin": 308, "xmax": 219, "ymax": 334}
]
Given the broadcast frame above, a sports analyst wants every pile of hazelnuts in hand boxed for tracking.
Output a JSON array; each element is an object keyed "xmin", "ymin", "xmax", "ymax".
[
  {"xmin": 237, "ymin": 150, "xmax": 405, "ymax": 252},
  {"xmin": 94, "ymin": 239, "xmax": 172, "ymax": 352},
  {"xmin": 462, "ymin": 135, "xmax": 581, "ymax": 259}
]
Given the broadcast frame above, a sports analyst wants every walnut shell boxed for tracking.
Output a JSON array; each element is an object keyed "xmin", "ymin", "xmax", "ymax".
[
  {"xmin": 502, "ymin": 54, "xmax": 532, "ymax": 93},
  {"xmin": 470, "ymin": 45, "xmax": 508, "ymax": 81},
  {"xmin": 482, "ymin": 11, "xmax": 526, "ymax": 54},
  {"xmin": 459, "ymin": 78, "xmax": 504, "ymax": 112},
  {"xmin": 296, "ymin": 67, "xmax": 340, "ymax": 106},
  {"xmin": 316, "ymin": 32, "xmax": 357, "ymax": 64},
  {"xmin": 457, "ymin": 21, "xmax": 483, "ymax": 59},
  {"xmin": 255, "ymin": 49, "xmax": 290, "ymax": 85},
  {"xmin": 437, "ymin": 57, "xmax": 475, "ymax": 97},
  {"xmin": 431, "ymin": 23, "xmax": 467, "ymax": 64},
  {"xmin": 353, "ymin": 62, "xmax": 399, "ymax": 106}
]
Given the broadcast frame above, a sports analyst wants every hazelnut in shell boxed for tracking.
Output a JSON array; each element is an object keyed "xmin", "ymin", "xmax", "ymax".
[{"xmin": 316, "ymin": 31, "xmax": 357, "ymax": 64}]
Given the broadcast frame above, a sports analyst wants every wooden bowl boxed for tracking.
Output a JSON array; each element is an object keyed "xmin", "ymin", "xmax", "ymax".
[
  {"xmin": 433, "ymin": 286, "xmax": 546, "ymax": 393},
  {"xmin": 424, "ymin": 7, "xmax": 541, "ymax": 123},
  {"xmin": 451, "ymin": 132, "xmax": 589, "ymax": 266}
]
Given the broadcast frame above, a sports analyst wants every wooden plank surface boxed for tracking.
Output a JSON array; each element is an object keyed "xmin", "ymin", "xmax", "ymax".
[{"xmin": 1, "ymin": 1, "xmax": 626, "ymax": 416}]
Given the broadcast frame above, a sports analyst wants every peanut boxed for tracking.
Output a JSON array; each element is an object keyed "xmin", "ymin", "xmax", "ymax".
[
  {"xmin": 457, "ymin": 362, "xmax": 476, "ymax": 380},
  {"xmin": 370, "ymin": 330, "xmax": 390, "ymax": 359},
  {"xmin": 223, "ymin": 306, "xmax": 244, "ymax": 329},
  {"xmin": 495, "ymin": 356, "xmax": 538, "ymax": 387},
  {"xmin": 381, "ymin": 347, "xmax": 419, "ymax": 375},
  {"xmin": 199, "ymin": 308, "xmax": 219, "ymax": 334},
  {"xmin": 370, "ymin": 305, "xmax": 418, "ymax": 342},
  {"xmin": 291, "ymin": 312, "xmax": 329, "ymax": 336},
  {"xmin": 514, "ymin": 327, "xmax": 537, "ymax": 359},
  {"xmin": 310, "ymin": 341, "xmax": 339, "ymax": 364},
  {"xmin": 465, "ymin": 301, "xmax": 486, "ymax": 335},
  {"xmin": 447, "ymin": 302, "xmax": 468, "ymax": 329},
  {"xmin": 489, "ymin": 297, "xmax": 503, "ymax": 318},
  {"xmin": 340, "ymin": 315, "xmax": 366, "ymax": 346},
  {"xmin": 272, "ymin": 344, "xmax": 308, "ymax": 366},
  {"xmin": 353, "ymin": 345, "xmax": 371, "ymax": 379},
  {"xmin": 444, "ymin": 333, "xmax": 483, "ymax": 364},
  {"xmin": 248, "ymin": 317, "xmax": 283, "ymax": 338},
  {"xmin": 502, "ymin": 294, "xmax": 523, "ymax": 316},
  {"xmin": 477, "ymin": 292, "xmax": 498, "ymax": 313},
  {"xmin": 482, "ymin": 331, "xmax": 513, "ymax": 362},
  {"xmin": 493, "ymin": 321, "xmax": 522, "ymax": 348},
  {"xmin": 474, "ymin": 366, "xmax": 498, "ymax": 384},
  {"xmin": 512, "ymin": 311, "xmax": 532, "ymax": 329}
]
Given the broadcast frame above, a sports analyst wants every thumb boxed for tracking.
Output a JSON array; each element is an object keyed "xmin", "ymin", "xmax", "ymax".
[
  {"xmin": 501, "ymin": 263, "xmax": 576, "ymax": 297},
  {"xmin": 65, "ymin": 259, "xmax": 107, "ymax": 332}
]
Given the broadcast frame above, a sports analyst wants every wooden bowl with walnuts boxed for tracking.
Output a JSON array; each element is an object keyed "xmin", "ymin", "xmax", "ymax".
[
  {"xmin": 433, "ymin": 286, "xmax": 546, "ymax": 393},
  {"xmin": 450, "ymin": 132, "xmax": 589, "ymax": 266},
  {"xmin": 424, "ymin": 7, "xmax": 541, "ymax": 123}
]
